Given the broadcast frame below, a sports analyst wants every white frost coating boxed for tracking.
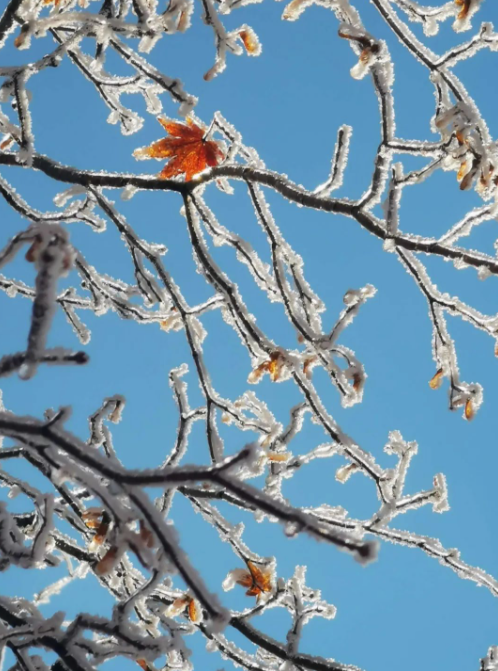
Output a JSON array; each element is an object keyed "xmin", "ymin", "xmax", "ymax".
[
  {"xmin": 432, "ymin": 473, "xmax": 450, "ymax": 513},
  {"xmin": 222, "ymin": 568, "xmax": 250, "ymax": 591},
  {"xmin": 35, "ymin": 574, "xmax": 75, "ymax": 605},
  {"xmin": 1, "ymin": 1, "xmax": 497, "ymax": 669},
  {"xmin": 452, "ymin": 0, "xmax": 482, "ymax": 33},
  {"xmin": 482, "ymin": 647, "xmax": 498, "ymax": 671},
  {"xmin": 19, "ymin": 225, "xmax": 74, "ymax": 380},
  {"xmin": 53, "ymin": 186, "xmax": 87, "ymax": 208},
  {"xmin": 314, "ymin": 125, "xmax": 352, "ymax": 197}
]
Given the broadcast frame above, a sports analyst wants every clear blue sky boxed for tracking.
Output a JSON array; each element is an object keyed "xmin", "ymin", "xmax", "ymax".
[{"xmin": 1, "ymin": 2, "xmax": 498, "ymax": 671}]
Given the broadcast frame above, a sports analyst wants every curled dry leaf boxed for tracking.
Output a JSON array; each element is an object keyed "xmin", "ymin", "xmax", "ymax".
[
  {"xmin": 429, "ymin": 368, "xmax": 444, "ymax": 390},
  {"xmin": 459, "ymin": 159, "xmax": 478, "ymax": 191},
  {"xmin": 451, "ymin": 387, "xmax": 479, "ymax": 421},
  {"xmin": 0, "ymin": 136, "xmax": 14, "ymax": 150},
  {"xmin": 303, "ymin": 356, "xmax": 316, "ymax": 378},
  {"xmin": 188, "ymin": 597, "xmax": 200, "ymax": 622},
  {"xmin": 238, "ymin": 27, "xmax": 261, "ymax": 55},
  {"xmin": 457, "ymin": 161, "xmax": 468, "ymax": 182},
  {"xmin": 134, "ymin": 117, "xmax": 224, "ymax": 181},
  {"xmin": 248, "ymin": 350, "xmax": 286, "ymax": 384},
  {"xmin": 139, "ymin": 520, "xmax": 156, "ymax": 549},
  {"xmin": 95, "ymin": 546, "xmax": 120, "ymax": 576},
  {"xmin": 455, "ymin": 0, "xmax": 471, "ymax": 20},
  {"xmin": 177, "ymin": 9, "xmax": 191, "ymax": 32},
  {"xmin": 231, "ymin": 560, "xmax": 273, "ymax": 601},
  {"xmin": 266, "ymin": 450, "xmax": 291, "ymax": 463},
  {"xmin": 453, "ymin": 0, "xmax": 481, "ymax": 31},
  {"xmin": 464, "ymin": 398, "xmax": 475, "ymax": 421},
  {"xmin": 14, "ymin": 25, "xmax": 30, "ymax": 49},
  {"xmin": 351, "ymin": 371, "xmax": 364, "ymax": 392},
  {"xmin": 167, "ymin": 595, "xmax": 201, "ymax": 622},
  {"xmin": 282, "ymin": 0, "xmax": 308, "ymax": 21},
  {"xmin": 95, "ymin": 512, "xmax": 111, "ymax": 545},
  {"xmin": 82, "ymin": 507, "xmax": 105, "ymax": 530},
  {"xmin": 83, "ymin": 509, "xmax": 111, "ymax": 545},
  {"xmin": 338, "ymin": 25, "xmax": 380, "ymax": 80}
]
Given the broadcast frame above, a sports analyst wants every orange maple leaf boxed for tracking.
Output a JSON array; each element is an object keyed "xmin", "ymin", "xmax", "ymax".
[{"xmin": 134, "ymin": 117, "xmax": 224, "ymax": 181}]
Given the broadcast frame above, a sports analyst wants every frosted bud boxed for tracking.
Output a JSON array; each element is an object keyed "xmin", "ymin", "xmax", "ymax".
[
  {"xmin": 8, "ymin": 485, "xmax": 21, "ymax": 499},
  {"xmin": 432, "ymin": 473, "xmax": 449, "ymax": 513},
  {"xmin": 284, "ymin": 521, "xmax": 300, "ymax": 537},
  {"xmin": 179, "ymin": 98, "xmax": 197, "ymax": 118},
  {"xmin": 423, "ymin": 17, "xmax": 439, "ymax": 36},
  {"xmin": 282, "ymin": 0, "xmax": 312, "ymax": 21},
  {"xmin": 121, "ymin": 185, "xmax": 139, "ymax": 201},
  {"xmin": 343, "ymin": 289, "xmax": 360, "ymax": 305},
  {"xmin": 335, "ymin": 463, "xmax": 359, "ymax": 483},
  {"xmin": 478, "ymin": 266, "xmax": 491, "ymax": 280}
]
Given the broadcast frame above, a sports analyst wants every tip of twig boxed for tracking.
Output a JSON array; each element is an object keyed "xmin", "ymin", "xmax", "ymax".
[{"xmin": 354, "ymin": 540, "xmax": 379, "ymax": 566}]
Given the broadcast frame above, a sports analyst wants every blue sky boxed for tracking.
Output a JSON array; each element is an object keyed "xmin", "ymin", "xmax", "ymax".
[{"xmin": 1, "ymin": 2, "xmax": 498, "ymax": 671}]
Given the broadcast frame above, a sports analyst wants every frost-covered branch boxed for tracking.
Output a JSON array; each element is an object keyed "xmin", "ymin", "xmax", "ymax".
[{"xmin": 1, "ymin": 0, "xmax": 498, "ymax": 669}]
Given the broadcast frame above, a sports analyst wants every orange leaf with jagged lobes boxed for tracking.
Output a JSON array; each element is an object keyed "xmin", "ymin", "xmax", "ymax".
[
  {"xmin": 429, "ymin": 368, "xmax": 444, "ymax": 390},
  {"xmin": 134, "ymin": 117, "xmax": 224, "ymax": 181}
]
